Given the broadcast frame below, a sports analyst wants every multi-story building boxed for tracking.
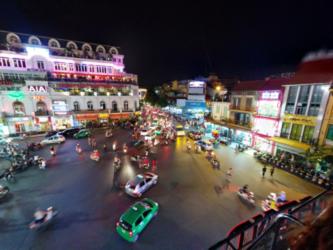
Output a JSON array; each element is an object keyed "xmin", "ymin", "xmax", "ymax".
[
  {"xmin": 271, "ymin": 53, "xmax": 332, "ymax": 156},
  {"xmin": 0, "ymin": 31, "xmax": 140, "ymax": 135}
]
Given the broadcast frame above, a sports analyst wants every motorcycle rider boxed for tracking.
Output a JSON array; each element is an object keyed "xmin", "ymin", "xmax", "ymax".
[
  {"xmin": 112, "ymin": 142, "xmax": 117, "ymax": 151},
  {"xmin": 103, "ymin": 144, "xmax": 107, "ymax": 152},
  {"xmin": 91, "ymin": 149, "xmax": 100, "ymax": 161},
  {"xmin": 34, "ymin": 208, "xmax": 47, "ymax": 224},
  {"xmin": 75, "ymin": 143, "xmax": 82, "ymax": 154},
  {"xmin": 123, "ymin": 143, "xmax": 128, "ymax": 153},
  {"xmin": 50, "ymin": 146, "xmax": 55, "ymax": 156},
  {"xmin": 241, "ymin": 184, "xmax": 249, "ymax": 194},
  {"xmin": 277, "ymin": 191, "xmax": 286, "ymax": 203}
]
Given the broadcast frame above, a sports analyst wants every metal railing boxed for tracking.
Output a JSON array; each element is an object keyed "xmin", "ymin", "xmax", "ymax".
[{"xmin": 209, "ymin": 190, "xmax": 332, "ymax": 250}]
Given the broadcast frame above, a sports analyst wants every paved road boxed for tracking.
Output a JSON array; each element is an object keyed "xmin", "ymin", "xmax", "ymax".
[{"xmin": 0, "ymin": 129, "xmax": 323, "ymax": 250}]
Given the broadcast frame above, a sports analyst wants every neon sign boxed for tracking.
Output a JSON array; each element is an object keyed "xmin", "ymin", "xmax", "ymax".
[
  {"xmin": 261, "ymin": 91, "xmax": 279, "ymax": 100},
  {"xmin": 26, "ymin": 46, "xmax": 50, "ymax": 58},
  {"xmin": 189, "ymin": 81, "xmax": 204, "ymax": 88},
  {"xmin": 7, "ymin": 91, "xmax": 25, "ymax": 100}
]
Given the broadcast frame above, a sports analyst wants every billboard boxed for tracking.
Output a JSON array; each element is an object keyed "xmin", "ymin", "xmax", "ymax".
[{"xmin": 188, "ymin": 81, "xmax": 205, "ymax": 95}]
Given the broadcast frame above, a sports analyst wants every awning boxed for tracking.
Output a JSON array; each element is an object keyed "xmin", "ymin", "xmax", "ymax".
[
  {"xmin": 109, "ymin": 113, "xmax": 131, "ymax": 119},
  {"xmin": 270, "ymin": 137, "xmax": 310, "ymax": 152},
  {"xmin": 76, "ymin": 114, "xmax": 98, "ymax": 121},
  {"xmin": 98, "ymin": 113, "xmax": 109, "ymax": 119}
]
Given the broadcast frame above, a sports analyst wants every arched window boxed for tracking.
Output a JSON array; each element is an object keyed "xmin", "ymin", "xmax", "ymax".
[
  {"xmin": 73, "ymin": 101, "xmax": 80, "ymax": 111},
  {"xmin": 36, "ymin": 101, "xmax": 47, "ymax": 112},
  {"xmin": 13, "ymin": 101, "xmax": 25, "ymax": 115},
  {"xmin": 112, "ymin": 101, "xmax": 118, "ymax": 112},
  {"xmin": 87, "ymin": 101, "xmax": 93, "ymax": 110},
  {"xmin": 100, "ymin": 101, "xmax": 106, "ymax": 110},
  {"xmin": 123, "ymin": 100, "xmax": 129, "ymax": 111}
]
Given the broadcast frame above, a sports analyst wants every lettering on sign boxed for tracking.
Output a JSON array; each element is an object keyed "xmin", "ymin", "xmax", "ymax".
[
  {"xmin": 261, "ymin": 91, "xmax": 279, "ymax": 100},
  {"xmin": 28, "ymin": 85, "xmax": 47, "ymax": 93}
]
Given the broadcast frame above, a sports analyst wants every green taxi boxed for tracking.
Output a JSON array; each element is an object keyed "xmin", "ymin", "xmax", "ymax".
[
  {"xmin": 116, "ymin": 198, "xmax": 158, "ymax": 242},
  {"xmin": 73, "ymin": 129, "xmax": 91, "ymax": 139}
]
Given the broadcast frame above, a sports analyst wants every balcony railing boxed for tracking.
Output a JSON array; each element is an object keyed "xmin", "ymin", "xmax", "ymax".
[
  {"xmin": 48, "ymin": 76, "xmax": 137, "ymax": 85},
  {"xmin": 230, "ymin": 105, "xmax": 256, "ymax": 112}
]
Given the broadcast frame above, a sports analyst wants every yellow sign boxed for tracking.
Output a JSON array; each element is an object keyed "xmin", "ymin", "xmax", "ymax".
[
  {"xmin": 283, "ymin": 114, "xmax": 316, "ymax": 126},
  {"xmin": 98, "ymin": 113, "xmax": 109, "ymax": 119}
]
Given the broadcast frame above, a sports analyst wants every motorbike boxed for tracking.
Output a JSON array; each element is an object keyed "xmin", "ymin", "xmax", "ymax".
[
  {"xmin": 50, "ymin": 149, "xmax": 56, "ymax": 156},
  {"xmin": 130, "ymin": 155, "xmax": 140, "ymax": 162},
  {"xmin": 29, "ymin": 207, "xmax": 58, "ymax": 230},
  {"xmin": 0, "ymin": 185, "xmax": 9, "ymax": 199},
  {"xmin": 237, "ymin": 188, "xmax": 255, "ymax": 206},
  {"xmin": 90, "ymin": 151, "xmax": 100, "ymax": 162},
  {"xmin": 105, "ymin": 130, "xmax": 113, "ymax": 138},
  {"xmin": 123, "ymin": 146, "xmax": 128, "ymax": 154},
  {"xmin": 76, "ymin": 146, "xmax": 82, "ymax": 154},
  {"xmin": 211, "ymin": 159, "xmax": 220, "ymax": 169},
  {"xmin": 261, "ymin": 192, "xmax": 287, "ymax": 211}
]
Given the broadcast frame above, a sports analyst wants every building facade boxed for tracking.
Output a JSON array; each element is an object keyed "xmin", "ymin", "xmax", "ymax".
[
  {"xmin": 270, "ymin": 54, "xmax": 333, "ymax": 156},
  {"xmin": 0, "ymin": 31, "xmax": 140, "ymax": 135}
]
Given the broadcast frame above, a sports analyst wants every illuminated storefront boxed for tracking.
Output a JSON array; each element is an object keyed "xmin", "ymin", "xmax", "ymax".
[
  {"xmin": 252, "ymin": 90, "xmax": 283, "ymax": 153},
  {"xmin": 6, "ymin": 117, "xmax": 34, "ymax": 134}
]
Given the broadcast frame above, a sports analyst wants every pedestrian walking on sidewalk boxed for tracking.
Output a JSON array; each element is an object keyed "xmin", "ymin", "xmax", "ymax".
[
  {"xmin": 262, "ymin": 165, "xmax": 267, "ymax": 177},
  {"xmin": 270, "ymin": 166, "xmax": 275, "ymax": 177}
]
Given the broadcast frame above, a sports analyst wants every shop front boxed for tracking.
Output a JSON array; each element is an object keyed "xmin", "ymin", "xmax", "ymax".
[
  {"xmin": 109, "ymin": 113, "xmax": 131, "ymax": 120},
  {"xmin": 253, "ymin": 135, "xmax": 275, "ymax": 154},
  {"xmin": 234, "ymin": 129, "xmax": 253, "ymax": 146},
  {"xmin": 51, "ymin": 115, "xmax": 74, "ymax": 130},
  {"xmin": 183, "ymin": 101, "xmax": 207, "ymax": 120},
  {"xmin": 98, "ymin": 113, "xmax": 109, "ymax": 126},
  {"xmin": 6, "ymin": 116, "xmax": 34, "ymax": 134},
  {"xmin": 204, "ymin": 122, "xmax": 230, "ymax": 139},
  {"xmin": 34, "ymin": 116, "xmax": 51, "ymax": 131},
  {"xmin": 75, "ymin": 114, "xmax": 98, "ymax": 127}
]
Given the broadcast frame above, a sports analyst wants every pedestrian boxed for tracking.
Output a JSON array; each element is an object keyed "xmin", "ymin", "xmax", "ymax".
[
  {"xmin": 270, "ymin": 166, "xmax": 275, "ymax": 177},
  {"xmin": 262, "ymin": 165, "xmax": 267, "ymax": 177},
  {"xmin": 226, "ymin": 168, "xmax": 232, "ymax": 182},
  {"xmin": 88, "ymin": 136, "xmax": 92, "ymax": 147}
]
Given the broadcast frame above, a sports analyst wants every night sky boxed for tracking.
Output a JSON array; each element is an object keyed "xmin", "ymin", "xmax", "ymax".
[{"xmin": 1, "ymin": 0, "xmax": 332, "ymax": 86}]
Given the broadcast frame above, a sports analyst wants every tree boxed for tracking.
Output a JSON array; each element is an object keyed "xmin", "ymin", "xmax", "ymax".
[{"xmin": 145, "ymin": 87, "xmax": 168, "ymax": 107}]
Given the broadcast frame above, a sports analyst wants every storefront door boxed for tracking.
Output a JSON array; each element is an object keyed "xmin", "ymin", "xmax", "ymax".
[{"xmin": 15, "ymin": 123, "xmax": 25, "ymax": 133}]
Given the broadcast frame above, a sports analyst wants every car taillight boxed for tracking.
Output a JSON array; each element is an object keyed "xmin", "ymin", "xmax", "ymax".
[{"xmin": 129, "ymin": 231, "xmax": 133, "ymax": 237}]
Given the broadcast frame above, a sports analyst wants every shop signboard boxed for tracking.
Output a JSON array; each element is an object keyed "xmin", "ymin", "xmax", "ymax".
[
  {"xmin": 98, "ymin": 113, "xmax": 109, "ymax": 119},
  {"xmin": 184, "ymin": 101, "xmax": 206, "ymax": 110},
  {"xmin": 7, "ymin": 91, "xmax": 25, "ymax": 100},
  {"xmin": 188, "ymin": 81, "xmax": 205, "ymax": 95},
  {"xmin": 76, "ymin": 114, "xmax": 98, "ymax": 121},
  {"xmin": 52, "ymin": 100, "xmax": 68, "ymax": 114},
  {"xmin": 28, "ymin": 85, "xmax": 48, "ymax": 93},
  {"xmin": 283, "ymin": 114, "xmax": 316, "ymax": 126},
  {"xmin": 253, "ymin": 117, "xmax": 279, "ymax": 136},
  {"xmin": 260, "ymin": 91, "xmax": 280, "ymax": 100}
]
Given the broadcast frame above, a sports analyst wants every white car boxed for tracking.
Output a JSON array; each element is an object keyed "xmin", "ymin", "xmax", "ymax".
[
  {"xmin": 125, "ymin": 172, "xmax": 158, "ymax": 197},
  {"xmin": 40, "ymin": 134, "xmax": 66, "ymax": 145},
  {"xmin": 140, "ymin": 129, "xmax": 149, "ymax": 136},
  {"xmin": 196, "ymin": 140, "xmax": 213, "ymax": 151}
]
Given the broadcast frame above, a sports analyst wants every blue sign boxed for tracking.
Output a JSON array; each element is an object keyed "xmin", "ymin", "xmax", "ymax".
[{"xmin": 184, "ymin": 101, "xmax": 206, "ymax": 110}]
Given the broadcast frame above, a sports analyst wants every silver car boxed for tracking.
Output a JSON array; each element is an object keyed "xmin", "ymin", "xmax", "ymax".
[{"xmin": 125, "ymin": 172, "xmax": 158, "ymax": 197}]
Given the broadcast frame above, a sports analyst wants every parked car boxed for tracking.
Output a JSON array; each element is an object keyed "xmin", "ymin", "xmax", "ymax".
[
  {"xmin": 125, "ymin": 172, "xmax": 158, "ymax": 197},
  {"xmin": 73, "ymin": 129, "xmax": 91, "ymax": 139},
  {"xmin": 40, "ymin": 134, "xmax": 66, "ymax": 145},
  {"xmin": 196, "ymin": 140, "xmax": 213, "ymax": 151},
  {"xmin": 45, "ymin": 130, "xmax": 64, "ymax": 138},
  {"xmin": 59, "ymin": 128, "xmax": 81, "ymax": 138},
  {"xmin": 116, "ymin": 198, "xmax": 159, "ymax": 242}
]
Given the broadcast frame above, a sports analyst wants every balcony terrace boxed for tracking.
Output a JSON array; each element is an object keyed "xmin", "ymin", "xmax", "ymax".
[{"xmin": 229, "ymin": 105, "xmax": 256, "ymax": 113}]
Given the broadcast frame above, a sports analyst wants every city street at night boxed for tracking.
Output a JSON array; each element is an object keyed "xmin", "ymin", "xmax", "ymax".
[{"xmin": 0, "ymin": 128, "xmax": 323, "ymax": 250}]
